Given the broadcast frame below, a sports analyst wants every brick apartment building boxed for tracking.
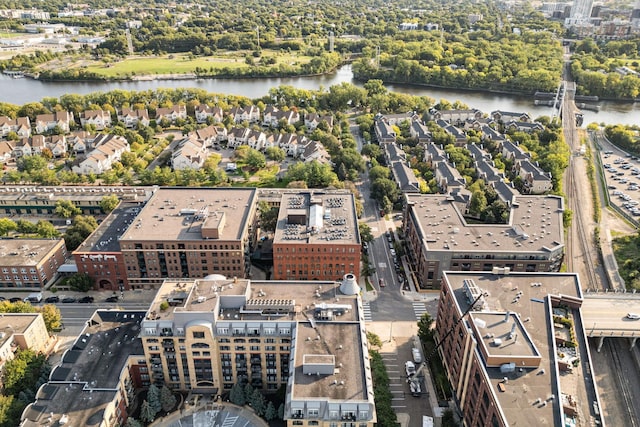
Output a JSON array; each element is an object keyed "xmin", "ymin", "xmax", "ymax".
[
  {"xmin": 116, "ymin": 187, "xmax": 258, "ymax": 289},
  {"xmin": 272, "ymin": 191, "xmax": 361, "ymax": 281},
  {"xmin": 404, "ymin": 194, "xmax": 565, "ymax": 289},
  {"xmin": 436, "ymin": 271, "xmax": 598, "ymax": 427},
  {"xmin": 0, "ymin": 239, "xmax": 68, "ymax": 289}
]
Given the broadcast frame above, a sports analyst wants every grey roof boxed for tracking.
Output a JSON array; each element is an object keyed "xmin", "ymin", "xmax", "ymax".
[
  {"xmin": 480, "ymin": 124, "xmax": 505, "ymax": 141},
  {"xmin": 491, "ymin": 179, "xmax": 519, "ymax": 204},
  {"xmin": 475, "ymin": 159, "xmax": 503, "ymax": 183},
  {"xmin": 386, "ymin": 143, "xmax": 406, "ymax": 162},
  {"xmin": 501, "ymin": 139, "xmax": 530, "ymax": 160},
  {"xmin": 391, "ymin": 161, "xmax": 420, "ymax": 193},
  {"xmin": 425, "ymin": 142, "xmax": 446, "ymax": 162},
  {"xmin": 435, "ymin": 161, "xmax": 465, "ymax": 187},
  {"xmin": 518, "ymin": 159, "xmax": 552, "ymax": 181}
]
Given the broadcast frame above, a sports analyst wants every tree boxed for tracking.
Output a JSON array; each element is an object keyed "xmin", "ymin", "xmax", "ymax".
[
  {"xmin": 367, "ymin": 331, "xmax": 382, "ymax": 348},
  {"xmin": 243, "ymin": 383, "xmax": 254, "ymax": 402},
  {"xmin": 264, "ymin": 401, "xmax": 277, "ymax": 421},
  {"xmin": 139, "ymin": 400, "xmax": 155, "ymax": 424},
  {"xmin": 250, "ymin": 389, "xmax": 266, "ymax": 416},
  {"xmin": 35, "ymin": 220, "xmax": 60, "ymax": 238},
  {"xmin": 230, "ymin": 383, "xmax": 246, "ymax": 406},
  {"xmin": 359, "ymin": 223, "xmax": 373, "ymax": 243},
  {"xmin": 0, "ymin": 218, "xmax": 17, "ymax": 237},
  {"xmin": 40, "ymin": 304, "xmax": 62, "ymax": 333},
  {"xmin": 125, "ymin": 418, "xmax": 143, "ymax": 427},
  {"xmin": 160, "ymin": 384, "xmax": 177, "ymax": 412},
  {"xmin": 417, "ymin": 312, "xmax": 434, "ymax": 344},
  {"xmin": 54, "ymin": 200, "xmax": 81, "ymax": 218},
  {"xmin": 0, "ymin": 394, "xmax": 24, "ymax": 427},
  {"xmin": 100, "ymin": 195, "xmax": 120, "ymax": 213},
  {"xmin": 245, "ymin": 148, "xmax": 266, "ymax": 169},
  {"xmin": 278, "ymin": 403, "xmax": 285, "ymax": 420},
  {"xmin": 63, "ymin": 215, "xmax": 98, "ymax": 250},
  {"xmin": 258, "ymin": 201, "xmax": 278, "ymax": 233},
  {"xmin": 147, "ymin": 383, "xmax": 162, "ymax": 416},
  {"xmin": 66, "ymin": 273, "xmax": 95, "ymax": 292},
  {"xmin": 265, "ymin": 146, "xmax": 286, "ymax": 162}
]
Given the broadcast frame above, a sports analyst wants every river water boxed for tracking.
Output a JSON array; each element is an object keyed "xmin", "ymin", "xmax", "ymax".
[{"xmin": 1, "ymin": 65, "xmax": 638, "ymax": 126}]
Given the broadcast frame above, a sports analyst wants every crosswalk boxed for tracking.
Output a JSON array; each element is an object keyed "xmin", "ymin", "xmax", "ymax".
[
  {"xmin": 362, "ymin": 302, "xmax": 373, "ymax": 322},
  {"xmin": 413, "ymin": 302, "xmax": 428, "ymax": 320}
]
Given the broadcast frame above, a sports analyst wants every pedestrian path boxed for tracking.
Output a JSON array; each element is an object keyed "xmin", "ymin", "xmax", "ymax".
[
  {"xmin": 412, "ymin": 302, "xmax": 428, "ymax": 320},
  {"xmin": 362, "ymin": 302, "xmax": 373, "ymax": 322}
]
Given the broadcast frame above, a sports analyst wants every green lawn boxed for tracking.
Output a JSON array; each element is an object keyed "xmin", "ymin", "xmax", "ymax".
[
  {"xmin": 0, "ymin": 32, "xmax": 24, "ymax": 38},
  {"xmin": 82, "ymin": 51, "xmax": 312, "ymax": 78}
]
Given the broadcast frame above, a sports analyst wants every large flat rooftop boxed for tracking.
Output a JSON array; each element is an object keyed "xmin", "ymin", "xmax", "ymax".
[
  {"xmin": 119, "ymin": 187, "xmax": 257, "ymax": 242},
  {"xmin": 407, "ymin": 194, "xmax": 564, "ymax": 254},
  {"xmin": 23, "ymin": 310, "xmax": 145, "ymax": 427},
  {"xmin": 50, "ymin": 310, "xmax": 145, "ymax": 386},
  {"xmin": 145, "ymin": 278, "xmax": 359, "ymax": 324},
  {"xmin": 292, "ymin": 322, "xmax": 366, "ymax": 400},
  {"xmin": 75, "ymin": 202, "xmax": 141, "ymax": 253},
  {"xmin": 0, "ymin": 239, "xmax": 63, "ymax": 266},
  {"xmin": 273, "ymin": 191, "xmax": 360, "ymax": 245},
  {"xmin": 444, "ymin": 271, "xmax": 587, "ymax": 427}
]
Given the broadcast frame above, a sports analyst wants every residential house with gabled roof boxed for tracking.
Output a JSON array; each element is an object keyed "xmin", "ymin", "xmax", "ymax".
[
  {"xmin": 278, "ymin": 133, "xmax": 307, "ymax": 157},
  {"xmin": 380, "ymin": 111, "xmax": 420, "ymax": 126},
  {"xmin": 68, "ymin": 131, "xmax": 96, "ymax": 154},
  {"xmin": 385, "ymin": 143, "xmax": 406, "ymax": 164},
  {"xmin": 435, "ymin": 119, "xmax": 467, "ymax": 146},
  {"xmin": 155, "ymin": 105, "xmax": 187, "ymax": 123},
  {"xmin": 490, "ymin": 110, "xmax": 531, "ymax": 123},
  {"xmin": 191, "ymin": 124, "xmax": 220, "ymax": 148},
  {"xmin": 0, "ymin": 116, "xmax": 31, "ymax": 138},
  {"xmin": 35, "ymin": 111, "xmax": 74, "ymax": 134},
  {"xmin": 195, "ymin": 104, "xmax": 223, "ymax": 124},
  {"xmin": 490, "ymin": 179, "xmax": 519, "ymax": 205},
  {"xmin": 299, "ymin": 139, "xmax": 331, "ymax": 164},
  {"xmin": 391, "ymin": 161, "xmax": 420, "ymax": 193},
  {"xmin": 118, "ymin": 108, "xmax": 150, "ymax": 128},
  {"xmin": 71, "ymin": 134, "xmax": 129, "ymax": 175},
  {"xmin": 246, "ymin": 129, "xmax": 267, "ymax": 151},
  {"xmin": 463, "ymin": 117, "xmax": 495, "ymax": 131},
  {"xmin": 80, "ymin": 110, "xmax": 112, "ymax": 130},
  {"xmin": 434, "ymin": 161, "xmax": 466, "ymax": 193},
  {"xmin": 480, "ymin": 124, "xmax": 506, "ymax": 142},
  {"xmin": 425, "ymin": 142, "xmax": 446, "ymax": 167},
  {"xmin": 514, "ymin": 159, "xmax": 553, "ymax": 194},
  {"xmin": 410, "ymin": 120, "xmax": 431, "ymax": 143},
  {"xmin": 505, "ymin": 120, "xmax": 545, "ymax": 133},
  {"xmin": 227, "ymin": 127, "xmax": 251, "ymax": 148},
  {"xmin": 12, "ymin": 138, "xmax": 31, "ymax": 158},
  {"xmin": 429, "ymin": 108, "xmax": 483, "ymax": 125},
  {"xmin": 500, "ymin": 139, "xmax": 531, "ymax": 161},
  {"xmin": 374, "ymin": 118, "xmax": 396, "ymax": 144},
  {"xmin": 304, "ymin": 113, "xmax": 334, "ymax": 132},
  {"xmin": 171, "ymin": 136, "xmax": 207, "ymax": 170},
  {"xmin": 29, "ymin": 135, "xmax": 45, "ymax": 155},
  {"xmin": 0, "ymin": 141, "xmax": 13, "ymax": 163},
  {"xmin": 47, "ymin": 135, "xmax": 67, "ymax": 158},
  {"xmin": 229, "ymin": 105, "xmax": 260, "ymax": 124}
]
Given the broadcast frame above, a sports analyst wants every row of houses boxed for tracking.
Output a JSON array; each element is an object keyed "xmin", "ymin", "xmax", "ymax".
[
  {"xmin": 71, "ymin": 134, "xmax": 130, "ymax": 175},
  {"xmin": 171, "ymin": 124, "xmax": 331, "ymax": 170},
  {"xmin": 0, "ymin": 105, "xmax": 334, "ymax": 141}
]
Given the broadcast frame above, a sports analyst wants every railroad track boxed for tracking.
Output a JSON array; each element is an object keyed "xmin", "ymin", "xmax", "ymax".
[{"xmin": 607, "ymin": 339, "xmax": 639, "ymax": 427}]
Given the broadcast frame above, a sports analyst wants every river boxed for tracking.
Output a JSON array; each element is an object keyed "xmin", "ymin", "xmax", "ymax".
[{"xmin": 1, "ymin": 65, "xmax": 638, "ymax": 126}]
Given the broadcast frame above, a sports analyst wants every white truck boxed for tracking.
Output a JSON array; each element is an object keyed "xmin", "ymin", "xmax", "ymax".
[{"xmin": 24, "ymin": 292, "xmax": 43, "ymax": 303}]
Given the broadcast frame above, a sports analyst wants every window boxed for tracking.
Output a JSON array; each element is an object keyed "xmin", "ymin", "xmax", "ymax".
[{"xmin": 192, "ymin": 331, "xmax": 205, "ymax": 339}]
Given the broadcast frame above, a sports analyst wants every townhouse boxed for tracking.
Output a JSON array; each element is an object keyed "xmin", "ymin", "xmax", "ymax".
[
  {"xmin": 0, "ymin": 116, "xmax": 30, "ymax": 138},
  {"xmin": 118, "ymin": 108, "xmax": 150, "ymax": 128},
  {"xmin": 80, "ymin": 109, "xmax": 113, "ymax": 130},
  {"xmin": 35, "ymin": 111, "xmax": 74, "ymax": 134},
  {"xmin": 71, "ymin": 134, "xmax": 130, "ymax": 175}
]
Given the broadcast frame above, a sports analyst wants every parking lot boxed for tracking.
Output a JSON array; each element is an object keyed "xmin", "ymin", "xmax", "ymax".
[{"xmin": 601, "ymin": 151, "xmax": 640, "ymax": 217}]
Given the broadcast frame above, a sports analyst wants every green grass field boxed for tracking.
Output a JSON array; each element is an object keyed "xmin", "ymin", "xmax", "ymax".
[
  {"xmin": 81, "ymin": 51, "xmax": 312, "ymax": 78},
  {"xmin": 0, "ymin": 32, "xmax": 24, "ymax": 38}
]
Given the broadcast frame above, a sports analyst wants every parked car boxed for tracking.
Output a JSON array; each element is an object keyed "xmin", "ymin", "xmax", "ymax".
[
  {"xmin": 9, "ymin": 297, "xmax": 21, "ymax": 303},
  {"xmin": 61, "ymin": 297, "xmax": 77, "ymax": 303},
  {"xmin": 105, "ymin": 296, "xmax": 119, "ymax": 303},
  {"xmin": 412, "ymin": 347, "xmax": 422, "ymax": 363},
  {"xmin": 78, "ymin": 296, "xmax": 94, "ymax": 303},
  {"xmin": 378, "ymin": 278, "xmax": 385, "ymax": 288},
  {"xmin": 405, "ymin": 361, "xmax": 417, "ymax": 377},
  {"xmin": 45, "ymin": 296, "xmax": 60, "ymax": 303}
]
